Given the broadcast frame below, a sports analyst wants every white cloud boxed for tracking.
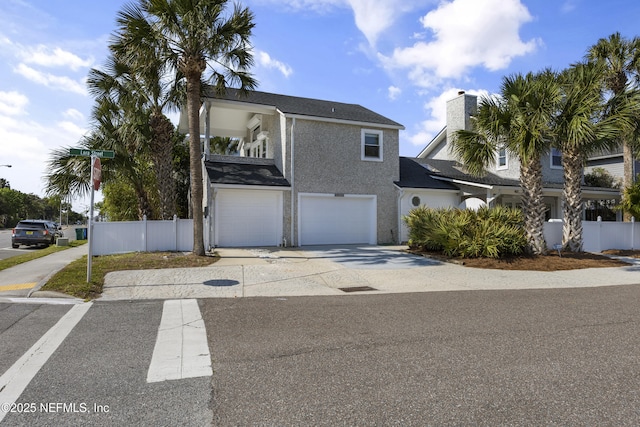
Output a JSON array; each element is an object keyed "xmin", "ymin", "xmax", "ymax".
[
  {"xmin": 407, "ymin": 88, "xmax": 489, "ymax": 146},
  {"xmin": 257, "ymin": 51, "xmax": 293, "ymax": 78},
  {"xmin": 0, "ymin": 91, "xmax": 29, "ymax": 116},
  {"xmin": 14, "ymin": 63, "xmax": 87, "ymax": 95},
  {"xmin": 347, "ymin": 0, "xmax": 411, "ymax": 46},
  {"xmin": 258, "ymin": 0, "xmax": 431, "ymax": 46},
  {"xmin": 561, "ymin": 0, "xmax": 578, "ymax": 13},
  {"xmin": 381, "ymin": 0, "xmax": 540, "ymax": 87},
  {"xmin": 388, "ymin": 85, "xmax": 401, "ymax": 100},
  {"xmin": 19, "ymin": 45, "xmax": 93, "ymax": 71},
  {"xmin": 57, "ymin": 121, "xmax": 86, "ymax": 138},
  {"xmin": 63, "ymin": 108, "xmax": 85, "ymax": 122}
]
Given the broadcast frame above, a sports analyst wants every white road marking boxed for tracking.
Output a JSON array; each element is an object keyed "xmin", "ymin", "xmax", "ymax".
[
  {"xmin": 146, "ymin": 299, "xmax": 212, "ymax": 383},
  {"xmin": 0, "ymin": 302, "xmax": 92, "ymax": 422},
  {"xmin": 0, "ymin": 297, "xmax": 84, "ymax": 305}
]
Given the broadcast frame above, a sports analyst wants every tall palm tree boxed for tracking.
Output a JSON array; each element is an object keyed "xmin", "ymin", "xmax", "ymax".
[
  {"xmin": 587, "ymin": 32, "xmax": 640, "ymax": 220},
  {"xmin": 452, "ymin": 71, "xmax": 560, "ymax": 254},
  {"xmin": 113, "ymin": 0, "xmax": 257, "ymax": 255},
  {"xmin": 555, "ymin": 62, "xmax": 635, "ymax": 251},
  {"xmin": 87, "ymin": 53, "xmax": 182, "ymax": 220}
]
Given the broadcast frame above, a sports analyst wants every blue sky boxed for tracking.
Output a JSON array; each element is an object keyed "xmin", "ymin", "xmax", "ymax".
[{"xmin": 1, "ymin": 0, "xmax": 639, "ymax": 212}]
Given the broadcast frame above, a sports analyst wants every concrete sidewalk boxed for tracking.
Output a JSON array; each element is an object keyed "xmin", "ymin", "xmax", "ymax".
[
  {"xmin": 98, "ymin": 246, "xmax": 640, "ymax": 301},
  {"xmin": 0, "ymin": 244, "xmax": 87, "ymax": 298}
]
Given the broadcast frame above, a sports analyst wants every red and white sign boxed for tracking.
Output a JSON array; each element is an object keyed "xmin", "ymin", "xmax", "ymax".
[{"xmin": 92, "ymin": 157, "xmax": 102, "ymax": 191}]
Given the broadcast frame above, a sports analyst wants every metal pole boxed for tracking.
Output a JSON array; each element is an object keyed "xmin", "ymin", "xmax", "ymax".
[{"xmin": 87, "ymin": 155, "xmax": 95, "ymax": 282}]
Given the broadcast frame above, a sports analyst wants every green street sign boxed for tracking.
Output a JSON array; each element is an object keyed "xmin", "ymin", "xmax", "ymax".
[{"xmin": 69, "ymin": 148, "xmax": 115, "ymax": 159}]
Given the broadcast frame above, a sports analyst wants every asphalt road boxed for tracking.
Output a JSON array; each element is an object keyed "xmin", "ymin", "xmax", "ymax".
[
  {"xmin": 0, "ymin": 227, "xmax": 79, "ymax": 261},
  {"xmin": 3, "ymin": 286, "xmax": 640, "ymax": 425},
  {"xmin": 202, "ymin": 287, "xmax": 640, "ymax": 426},
  {"xmin": 1, "ymin": 300, "xmax": 212, "ymax": 427}
]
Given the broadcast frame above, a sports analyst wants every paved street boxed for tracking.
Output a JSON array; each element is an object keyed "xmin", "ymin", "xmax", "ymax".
[
  {"xmin": 0, "ymin": 299, "xmax": 212, "ymax": 426},
  {"xmin": 2, "ymin": 285, "xmax": 640, "ymax": 425}
]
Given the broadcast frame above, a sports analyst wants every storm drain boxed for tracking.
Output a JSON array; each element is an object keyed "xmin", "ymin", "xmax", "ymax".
[{"xmin": 339, "ymin": 286, "xmax": 377, "ymax": 293}]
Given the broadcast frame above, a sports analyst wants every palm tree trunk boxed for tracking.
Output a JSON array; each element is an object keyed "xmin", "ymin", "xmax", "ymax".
[
  {"xmin": 623, "ymin": 139, "xmax": 634, "ymax": 221},
  {"xmin": 562, "ymin": 147, "xmax": 583, "ymax": 251},
  {"xmin": 520, "ymin": 155, "xmax": 547, "ymax": 254},
  {"xmin": 149, "ymin": 112, "xmax": 176, "ymax": 220},
  {"xmin": 186, "ymin": 73, "xmax": 205, "ymax": 256}
]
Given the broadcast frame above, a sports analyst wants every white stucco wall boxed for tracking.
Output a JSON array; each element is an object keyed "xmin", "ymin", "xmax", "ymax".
[{"xmin": 399, "ymin": 189, "xmax": 460, "ymax": 242}]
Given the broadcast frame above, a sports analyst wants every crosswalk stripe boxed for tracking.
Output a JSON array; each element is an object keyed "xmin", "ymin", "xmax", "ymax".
[
  {"xmin": 146, "ymin": 299, "xmax": 212, "ymax": 383},
  {"xmin": 0, "ymin": 302, "xmax": 93, "ymax": 423}
]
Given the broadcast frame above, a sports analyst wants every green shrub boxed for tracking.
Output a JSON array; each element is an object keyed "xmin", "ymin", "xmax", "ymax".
[{"xmin": 403, "ymin": 205, "xmax": 526, "ymax": 258}]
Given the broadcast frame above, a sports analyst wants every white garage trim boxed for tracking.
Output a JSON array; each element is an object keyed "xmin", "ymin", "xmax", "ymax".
[
  {"xmin": 214, "ymin": 189, "xmax": 284, "ymax": 247},
  {"xmin": 298, "ymin": 193, "xmax": 376, "ymax": 246}
]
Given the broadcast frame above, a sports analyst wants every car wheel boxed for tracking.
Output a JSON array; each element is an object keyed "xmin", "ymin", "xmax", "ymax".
[{"xmin": 12, "ymin": 244, "xmax": 19, "ymax": 249}]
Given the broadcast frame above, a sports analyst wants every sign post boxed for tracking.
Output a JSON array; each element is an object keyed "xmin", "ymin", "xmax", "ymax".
[{"xmin": 69, "ymin": 148, "xmax": 112, "ymax": 282}]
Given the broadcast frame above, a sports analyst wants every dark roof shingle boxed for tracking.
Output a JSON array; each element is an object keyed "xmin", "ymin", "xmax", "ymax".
[
  {"xmin": 205, "ymin": 158, "xmax": 290, "ymax": 187},
  {"xmin": 395, "ymin": 157, "xmax": 459, "ymax": 190},
  {"xmin": 207, "ymin": 88, "xmax": 403, "ymax": 128}
]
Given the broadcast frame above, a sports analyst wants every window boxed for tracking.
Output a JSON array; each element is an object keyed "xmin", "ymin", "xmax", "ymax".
[
  {"xmin": 411, "ymin": 196, "xmax": 421, "ymax": 207},
  {"xmin": 361, "ymin": 129, "xmax": 383, "ymax": 161},
  {"xmin": 551, "ymin": 147, "xmax": 562, "ymax": 169},
  {"xmin": 497, "ymin": 146, "xmax": 508, "ymax": 170}
]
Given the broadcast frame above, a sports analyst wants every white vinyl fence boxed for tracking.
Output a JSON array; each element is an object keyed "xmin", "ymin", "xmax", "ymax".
[
  {"xmin": 92, "ymin": 216, "xmax": 193, "ymax": 256},
  {"xmin": 544, "ymin": 218, "xmax": 640, "ymax": 252}
]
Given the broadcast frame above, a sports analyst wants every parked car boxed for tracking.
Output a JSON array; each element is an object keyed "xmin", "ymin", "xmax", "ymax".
[{"xmin": 11, "ymin": 220, "xmax": 62, "ymax": 248}]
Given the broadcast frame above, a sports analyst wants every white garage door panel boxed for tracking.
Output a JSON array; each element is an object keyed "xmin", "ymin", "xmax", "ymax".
[
  {"xmin": 299, "ymin": 195, "xmax": 375, "ymax": 245},
  {"xmin": 216, "ymin": 190, "xmax": 282, "ymax": 247}
]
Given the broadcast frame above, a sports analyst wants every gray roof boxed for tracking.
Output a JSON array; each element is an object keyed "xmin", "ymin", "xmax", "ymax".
[
  {"xmin": 395, "ymin": 157, "xmax": 458, "ymax": 190},
  {"xmin": 206, "ymin": 88, "xmax": 404, "ymax": 129},
  {"xmin": 205, "ymin": 158, "xmax": 290, "ymax": 187},
  {"xmin": 408, "ymin": 158, "xmax": 572, "ymax": 190},
  {"xmin": 415, "ymin": 158, "xmax": 521, "ymax": 187}
]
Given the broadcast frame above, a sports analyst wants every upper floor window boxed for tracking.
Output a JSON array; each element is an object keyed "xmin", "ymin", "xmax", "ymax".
[
  {"xmin": 362, "ymin": 129, "xmax": 383, "ymax": 162},
  {"xmin": 550, "ymin": 147, "xmax": 562, "ymax": 169},
  {"xmin": 497, "ymin": 146, "xmax": 508, "ymax": 170}
]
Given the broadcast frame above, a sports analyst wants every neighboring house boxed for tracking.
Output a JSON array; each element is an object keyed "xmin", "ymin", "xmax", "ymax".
[
  {"xmin": 395, "ymin": 91, "xmax": 621, "ymax": 241},
  {"xmin": 179, "ymin": 89, "xmax": 404, "ymax": 248},
  {"xmin": 585, "ymin": 145, "xmax": 640, "ymax": 183}
]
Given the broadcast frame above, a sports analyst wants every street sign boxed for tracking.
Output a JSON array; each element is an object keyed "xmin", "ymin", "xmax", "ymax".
[
  {"xmin": 92, "ymin": 157, "xmax": 102, "ymax": 191},
  {"xmin": 69, "ymin": 148, "xmax": 115, "ymax": 158}
]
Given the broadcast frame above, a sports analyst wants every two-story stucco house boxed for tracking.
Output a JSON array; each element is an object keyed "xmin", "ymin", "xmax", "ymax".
[
  {"xmin": 395, "ymin": 91, "xmax": 621, "ymax": 241},
  {"xmin": 179, "ymin": 89, "xmax": 404, "ymax": 248}
]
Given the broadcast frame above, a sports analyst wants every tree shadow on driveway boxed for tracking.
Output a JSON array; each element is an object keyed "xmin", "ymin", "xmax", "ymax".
[{"xmin": 300, "ymin": 245, "xmax": 443, "ymax": 270}]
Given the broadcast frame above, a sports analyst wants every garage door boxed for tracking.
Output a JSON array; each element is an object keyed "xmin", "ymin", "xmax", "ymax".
[
  {"xmin": 215, "ymin": 189, "xmax": 283, "ymax": 247},
  {"xmin": 298, "ymin": 194, "xmax": 376, "ymax": 245}
]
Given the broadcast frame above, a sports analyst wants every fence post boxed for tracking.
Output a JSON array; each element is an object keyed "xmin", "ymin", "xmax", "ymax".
[
  {"xmin": 597, "ymin": 216, "xmax": 602, "ymax": 252},
  {"xmin": 173, "ymin": 214, "xmax": 178, "ymax": 251},
  {"xmin": 632, "ymin": 216, "xmax": 636, "ymax": 251},
  {"xmin": 142, "ymin": 214, "xmax": 147, "ymax": 252}
]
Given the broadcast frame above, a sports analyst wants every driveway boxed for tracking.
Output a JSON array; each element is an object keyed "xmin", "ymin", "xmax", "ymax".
[
  {"xmin": 100, "ymin": 245, "xmax": 640, "ymax": 301},
  {"xmin": 295, "ymin": 245, "xmax": 441, "ymax": 269}
]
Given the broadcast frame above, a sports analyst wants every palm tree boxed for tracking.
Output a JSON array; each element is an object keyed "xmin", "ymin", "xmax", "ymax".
[
  {"xmin": 113, "ymin": 0, "xmax": 257, "ymax": 255},
  {"xmin": 87, "ymin": 53, "xmax": 182, "ymax": 220},
  {"xmin": 587, "ymin": 32, "xmax": 640, "ymax": 220},
  {"xmin": 554, "ymin": 62, "xmax": 636, "ymax": 251},
  {"xmin": 46, "ymin": 97, "xmax": 157, "ymax": 219},
  {"xmin": 452, "ymin": 71, "xmax": 560, "ymax": 254}
]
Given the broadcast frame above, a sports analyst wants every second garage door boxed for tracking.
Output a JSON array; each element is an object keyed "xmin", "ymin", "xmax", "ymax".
[
  {"xmin": 298, "ymin": 194, "xmax": 376, "ymax": 245},
  {"xmin": 215, "ymin": 189, "xmax": 283, "ymax": 247}
]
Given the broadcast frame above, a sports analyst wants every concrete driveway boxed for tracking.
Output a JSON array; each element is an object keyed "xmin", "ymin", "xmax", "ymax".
[
  {"xmin": 100, "ymin": 245, "xmax": 640, "ymax": 301},
  {"xmin": 295, "ymin": 245, "xmax": 441, "ymax": 269}
]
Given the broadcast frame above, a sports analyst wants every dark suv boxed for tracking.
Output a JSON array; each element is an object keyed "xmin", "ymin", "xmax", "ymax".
[{"xmin": 11, "ymin": 220, "xmax": 62, "ymax": 248}]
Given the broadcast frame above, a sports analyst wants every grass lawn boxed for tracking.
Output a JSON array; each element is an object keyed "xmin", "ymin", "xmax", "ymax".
[
  {"xmin": 0, "ymin": 240, "xmax": 88, "ymax": 272},
  {"xmin": 40, "ymin": 251, "xmax": 219, "ymax": 300}
]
